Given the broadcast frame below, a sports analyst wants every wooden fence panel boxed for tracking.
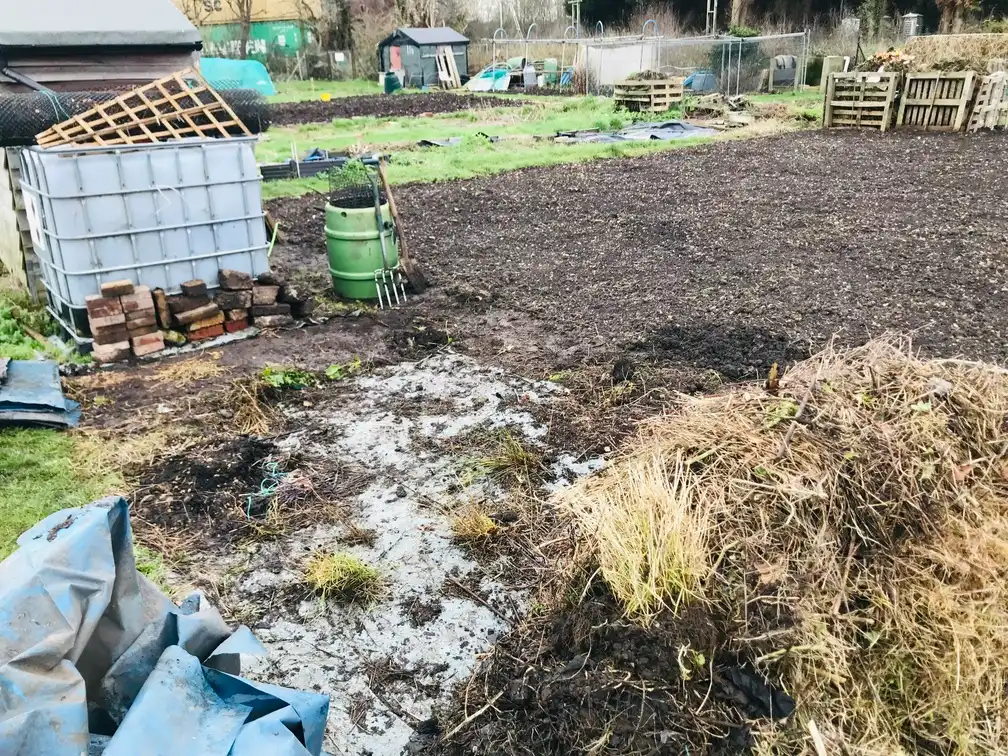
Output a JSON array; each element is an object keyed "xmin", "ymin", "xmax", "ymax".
[{"xmin": 613, "ymin": 79, "xmax": 685, "ymax": 113}]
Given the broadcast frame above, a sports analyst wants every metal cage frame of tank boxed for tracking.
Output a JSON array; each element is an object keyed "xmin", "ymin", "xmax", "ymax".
[{"xmin": 19, "ymin": 137, "xmax": 269, "ymax": 341}]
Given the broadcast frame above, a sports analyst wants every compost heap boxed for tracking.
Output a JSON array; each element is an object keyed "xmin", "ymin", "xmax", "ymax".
[{"xmin": 428, "ymin": 338, "xmax": 1008, "ymax": 755}]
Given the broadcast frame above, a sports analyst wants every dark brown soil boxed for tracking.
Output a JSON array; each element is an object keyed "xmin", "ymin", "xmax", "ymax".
[
  {"xmin": 392, "ymin": 129, "xmax": 1008, "ymax": 379},
  {"xmin": 269, "ymin": 93, "xmax": 525, "ymax": 125},
  {"xmin": 266, "ymin": 130, "xmax": 1008, "ymax": 384},
  {"xmin": 413, "ymin": 581, "xmax": 793, "ymax": 756}
]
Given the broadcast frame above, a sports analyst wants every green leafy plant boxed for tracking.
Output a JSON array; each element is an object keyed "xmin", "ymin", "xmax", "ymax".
[
  {"xmin": 325, "ymin": 356, "xmax": 364, "ymax": 381},
  {"xmin": 260, "ymin": 365, "xmax": 317, "ymax": 389}
]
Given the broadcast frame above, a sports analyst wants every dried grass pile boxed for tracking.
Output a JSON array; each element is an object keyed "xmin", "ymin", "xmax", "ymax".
[
  {"xmin": 561, "ymin": 337, "xmax": 1008, "ymax": 754},
  {"xmin": 904, "ymin": 33, "xmax": 1008, "ymax": 71}
]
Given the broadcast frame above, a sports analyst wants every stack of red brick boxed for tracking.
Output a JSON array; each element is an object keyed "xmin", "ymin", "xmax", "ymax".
[
  {"xmin": 86, "ymin": 281, "xmax": 165, "ymax": 363},
  {"xmin": 87, "ymin": 269, "xmax": 314, "ymax": 363}
]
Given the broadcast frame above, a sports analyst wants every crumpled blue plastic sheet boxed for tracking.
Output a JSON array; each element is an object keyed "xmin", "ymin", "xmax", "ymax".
[
  {"xmin": 0, "ymin": 359, "xmax": 81, "ymax": 428},
  {"xmin": 0, "ymin": 497, "xmax": 329, "ymax": 756}
]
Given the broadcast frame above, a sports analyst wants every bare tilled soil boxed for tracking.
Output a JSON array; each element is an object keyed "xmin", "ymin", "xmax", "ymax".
[
  {"xmin": 269, "ymin": 92, "xmax": 525, "ymax": 125},
  {"xmin": 268, "ymin": 130, "xmax": 1008, "ymax": 381},
  {"xmin": 395, "ymin": 129, "xmax": 1008, "ymax": 378}
]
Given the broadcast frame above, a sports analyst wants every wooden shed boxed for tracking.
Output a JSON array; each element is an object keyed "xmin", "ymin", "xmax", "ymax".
[
  {"xmin": 378, "ymin": 27, "xmax": 469, "ymax": 88},
  {"xmin": 0, "ymin": 0, "xmax": 202, "ymax": 298},
  {"xmin": 0, "ymin": 0, "xmax": 202, "ymax": 93}
]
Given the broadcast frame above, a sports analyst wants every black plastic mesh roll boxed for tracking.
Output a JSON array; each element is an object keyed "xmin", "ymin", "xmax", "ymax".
[{"xmin": 0, "ymin": 89, "xmax": 269, "ymax": 147}]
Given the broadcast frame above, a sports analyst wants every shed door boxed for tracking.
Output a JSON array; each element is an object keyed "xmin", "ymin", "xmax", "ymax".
[{"xmin": 390, "ymin": 46, "xmax": 402, "ymax": 69}]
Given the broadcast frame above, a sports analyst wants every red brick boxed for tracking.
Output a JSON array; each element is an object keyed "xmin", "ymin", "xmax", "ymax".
[
  {"xmin": 131, "ymin": 331, "xmax": 165, "ymax": 357},
  {"xmin": 100, "ymin": 279, "xmax": 134, "ymax": 297},
  {"xmin": 152, "ymin": 288, "xmax": 172, "ymax": 329},
  {"xmin": 92, "ymin": 325, "xmax": 130, "ymax": 345},
  {"xmin": 85, "ymin": 294, "xmax": 122, "ymax": 319},
  {"xmin": 185, "ymin": 312, "xmax": 225, "ymax": 332},
  {"xmin": 92, "ymin": 340, "xmax": 131, "ymax": 363},
  {"xmin": 120, "ymin": 286, "xmax": 154, "ymax": 314},
  {"xmin": 255, "ymin": 314, "xmax": 294, "ymax": 329},
  {"xmin": 175, "ymin": 303, "xmax": 221, "ymax": 325},
  {"xmin": 189, "ymin": 324, "xmax": 225, "ymax": 341},
  {"xmin": 218, "ymin": 269, "xmax": 253, "ymax": 290},
  {"xmin": 168, "ymin": 294, "xmax": 212, "ymax": 314},
  {"xmin": 252, "ymin": 285, "xmax": 280, "ymax": 305},
  {"xmin": 89, "ymin": 311, "xmax": 126, "ymax": 331},
  {"xmin": 215, "ymin": 290, "xmax": 252, "ymax": 310},
  {"xmin": 225, "ymin": 318, "xmax": 249, "ymax": 333},
  {"xmin": 180, "ymin": 279, "xmax": 208, "ymax": 298},
  {"xmin": 127, "ymin": 323, "xmax": 159, "ymax": 337},
  {"xmin": 251, "ymin": 303, "xmax": 291, "ymax": 317},
  {"xmin": 126, "ymin": 313, "xmax": 157, "ymax": 329}
]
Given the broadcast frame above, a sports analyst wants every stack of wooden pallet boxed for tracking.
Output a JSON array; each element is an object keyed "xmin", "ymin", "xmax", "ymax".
[
  {"xmin": 613, "ymin": 78, "xmax": 686, "ymax": 113},
  {"xmin": 823, "ymin": 72, "xmax": 901, "ymax": 131},
  {"xmin": 436, "ymin": 47, "xmax": 462, "ymax": 89},
  {"xmin": 968, "ymin": 72, "xmax": 1008, "ymax": 131},
  {"xmin": 897, "ymin": 71, "xmax": 976, "ymax": 131}
]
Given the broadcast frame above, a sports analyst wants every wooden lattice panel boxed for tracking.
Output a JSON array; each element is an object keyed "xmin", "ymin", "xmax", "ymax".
[
  {"xmin": 614, "ymin": 79, "xmax": 685, "ymax": 113},
  {"xmin": 968, "ymin": 72, "xmax": 1008, "ymax": 131},
  {"xmin": 35, "ymin": 69, "xmax": 252, "ymax": 147},
  {"xmin": 897, "ymin": 71, "xmax": 976, "ymax": 132},
  {"xmin": 823, "ymin": 72, "xmax": 900, "ymax": 131}
]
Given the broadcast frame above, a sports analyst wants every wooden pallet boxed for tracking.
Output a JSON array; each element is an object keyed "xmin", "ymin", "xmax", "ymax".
[
  {"xmin": 968, "ymin": 72, "xmax": 1008, "ymax": 131},
  {"xmin": 897, "ymin": 71, "xmax": 976, "ymax": 132},
  {"xmin": 436, "ymin": 46, "xmax": 462, "ymax": 89},
  {"xmin": 823, "ymin": 72, "xmax": 900, "ymax": 131},
  {"xmin": 613, "ymin": 78, "xmax": 685, "ymax": 113},
  {"xmin": 35, "ymin": 69, "xmax": 252, "ymax": 147}
]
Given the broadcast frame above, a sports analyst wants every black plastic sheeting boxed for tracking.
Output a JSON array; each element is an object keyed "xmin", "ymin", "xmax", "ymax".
[{"xmin": 0, "ymin": 89, "xmax": 269, "ymax": 147}]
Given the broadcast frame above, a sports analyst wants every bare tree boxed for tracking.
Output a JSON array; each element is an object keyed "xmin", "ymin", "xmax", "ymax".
[
  {"xmin": 175, "ymin": 0, "xmax": 222, "ymax": 25},
  {"xmin": 225, "ymin": 0, "xmax": 255, "ymax": 58}
]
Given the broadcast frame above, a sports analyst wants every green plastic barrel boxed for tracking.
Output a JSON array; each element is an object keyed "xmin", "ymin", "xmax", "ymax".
[
  {"xmin": 324, "ymin": 202, "xmax": 399, "ymax": 300},
  {"xmin": 384, "ymin": 71, "xmax": 402, "ymax": 94}
]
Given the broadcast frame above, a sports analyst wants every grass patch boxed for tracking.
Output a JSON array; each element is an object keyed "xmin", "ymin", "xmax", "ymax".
[
  {"xmin": 269, "ymin": 78, "xmax": 383, "ymax": 103},
  {"xmin": 0, "ymin": 429, "xmax": 122, "ymax": 559},
  {"xmin": 304, "ymin": 551, "xmax": 383, "ymax": 605},
  {"xmin": 480, "ymin": 430, "xmax": 544, "ymax": 486},
  {"xmin": 451, "ymin": 502, "xmax": 498, "ymax": 541},
  {"xmin": 262, "ymin": 135, "xmax": 717, "ymax": 200},
  {"xmin": 0, "ymin": 279, "xmax": 86, "ymax": 364}
]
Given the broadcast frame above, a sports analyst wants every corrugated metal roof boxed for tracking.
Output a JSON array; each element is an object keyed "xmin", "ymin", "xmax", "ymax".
[
  {"xmin": 0, "ymin": 0, "xmax": 201, "ymax": 47},
  {"xmin": 396, "ymin": 27, "xmax": 469, "ymax": 46}
]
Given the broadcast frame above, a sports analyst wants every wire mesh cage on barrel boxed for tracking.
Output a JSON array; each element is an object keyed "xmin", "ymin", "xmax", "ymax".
[{"xmin": 327, "ymin": 161, "xmax": 385, "ymax": 209}]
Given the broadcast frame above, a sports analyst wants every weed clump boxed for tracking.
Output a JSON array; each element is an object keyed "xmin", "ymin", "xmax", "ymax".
[
  {"xmin": 451, "ymin": 502, "xmax": 498, "ymax": 541},
  {"xmin": 305, "ymin": 552, "xmax": 383, "ymax": 605}
]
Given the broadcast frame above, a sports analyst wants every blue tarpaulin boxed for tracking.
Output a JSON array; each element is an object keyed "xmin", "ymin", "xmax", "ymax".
[
  {"xmin": 0, "ymin": 498, "xmax": 329, "ymax": 756},
  {"xmin": 0, "ymin": 359, "xmax": 81, "ymax": 428},
  {"xmin": 200, "ymin": 58, "xmax": 278, "ymax": 96}
]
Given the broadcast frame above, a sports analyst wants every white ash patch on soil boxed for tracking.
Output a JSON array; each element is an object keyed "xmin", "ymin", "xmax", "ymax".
[{"xmin": 228, "ymin": 353, "xmax": 595, "ymax": 756}]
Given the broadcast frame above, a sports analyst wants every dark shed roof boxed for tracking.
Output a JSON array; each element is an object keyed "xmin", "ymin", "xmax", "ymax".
[
  {"xmin": 379, "ymin": 27, "xmax": 469, "ymax": 48},
  {"xmin": 1, "ymin": 0, "xmax": 201, "ymax": 48}
]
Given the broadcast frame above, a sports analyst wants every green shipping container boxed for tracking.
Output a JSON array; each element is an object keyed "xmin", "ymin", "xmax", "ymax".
[{"xmin": 202, "ymin": 21, "xmax": 309, "ymax": 59}]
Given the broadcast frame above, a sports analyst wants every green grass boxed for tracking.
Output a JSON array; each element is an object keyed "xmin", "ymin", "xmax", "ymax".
[
  {"xmin": 0, "ymin": 429, "xmax": 120, "ymax": 559},
  {"xmin": 270, "ymin": 79, "xmax": 383, "ymax": 103},
  {"xmin": 748, "ymin": 89, "xmax": 825, "ymax": 111},
  {"xmin": 262, "ymin": 135, "xmax": 715, "ymax": 200},
  {"xmin": 0, "ymin": 279, "xmax": 89, "ymax": 364},
  {"xmin": 256, "ymin": 96, "xmax": 641, "ymax": 163}
]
